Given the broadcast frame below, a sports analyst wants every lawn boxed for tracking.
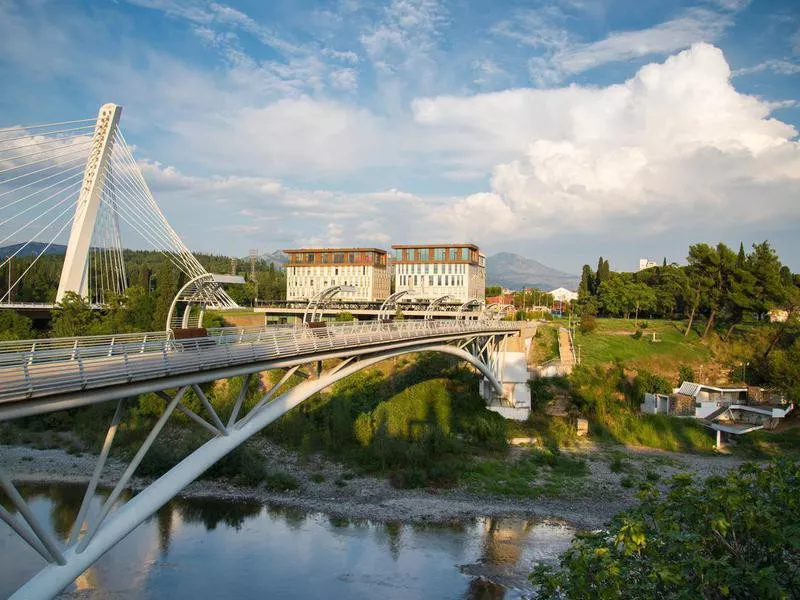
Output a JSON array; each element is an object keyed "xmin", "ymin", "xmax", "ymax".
[{"xmin": 573, "ymin": 318, "xmax": 712, "ymax": 374}]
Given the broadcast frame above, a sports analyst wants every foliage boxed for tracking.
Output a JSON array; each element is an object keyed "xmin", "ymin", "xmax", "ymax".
[
  {"xmin": 579, "ymin": 313, "xmax": 596, "ymax": 333},
  {"xmin": 51, "ymin": 292, "xmax": 96, "ymax": 337},
  {"xmin": 531, "ymin": 460, "xmax": 800, "ymax": 599},
  {"xmin": 485, "ymin": 285, "xmax": 503, "ymax": 297},
  {"xmin": 0, "ymin": 310, "xmax": 33, "ymax": 340},
  {"xmin": 334, "ymin": 311, "xmax": 355, "ymax": 322},
  {"xmin": 677, "ymin": 364, "xmax": 696, "ymax": 385}
]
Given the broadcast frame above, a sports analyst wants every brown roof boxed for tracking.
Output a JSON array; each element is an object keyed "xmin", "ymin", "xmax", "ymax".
[
  {"xmin": 282, "ymin": 247, "xmax": 387, "ymax": 254},
  {"xmin": 391, "ymin": 243, "xmax": 479, "ymax": 250}
]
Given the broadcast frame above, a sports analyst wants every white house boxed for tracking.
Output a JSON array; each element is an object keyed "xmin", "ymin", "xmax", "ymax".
[{"xmin": 549, "ymin": 287, "xmax": 578, "ymax": 303}]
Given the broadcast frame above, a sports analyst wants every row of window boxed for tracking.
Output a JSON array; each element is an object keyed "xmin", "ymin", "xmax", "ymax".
[
  {"xmin": 394, "ymin": 247, "xmax": 472, "ymax": 261},
  {"xmin": 395, "ymin": 263, "xmax": 469, "ymax": 275},
  {"xmin": 289, "ymin": 251, "xmax": 385, "ymax": 265},
  {"xmin": 287, "ymin": 266, "xmax": 374, "ymax": 276},
  {"xmin": 399, "ymin": 275, "xmax": 465, "ymax": 287}
]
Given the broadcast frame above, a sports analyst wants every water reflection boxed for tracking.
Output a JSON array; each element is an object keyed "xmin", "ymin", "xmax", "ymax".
[{"xmin": 0, "ymin": 484, "xmax": 574, "ymax": 599}]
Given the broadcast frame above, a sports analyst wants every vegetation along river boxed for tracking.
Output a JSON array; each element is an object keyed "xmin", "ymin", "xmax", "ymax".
[{"xmin": 0, "ymin": 483, "xmax": 575, "ymax": 599}]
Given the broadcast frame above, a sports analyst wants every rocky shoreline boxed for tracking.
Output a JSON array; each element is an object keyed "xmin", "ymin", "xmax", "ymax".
[{"xmin": 1, "ymin": 440, "xmax": 749, "ymax": 531}]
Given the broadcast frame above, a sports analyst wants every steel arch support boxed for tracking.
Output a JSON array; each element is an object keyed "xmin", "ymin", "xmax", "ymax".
[{"xmin": 11, "ymin": 344, "xmax": 501, "ymax": 599}]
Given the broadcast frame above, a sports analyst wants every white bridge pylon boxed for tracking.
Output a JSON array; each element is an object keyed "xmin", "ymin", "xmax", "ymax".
[
  {"xmin": 0, "ymin": 103, "xmax": 236, "ymax": 309},
  {"xmin": 0, "ymin": 320, "xmax": 522, "ymax": 598}
]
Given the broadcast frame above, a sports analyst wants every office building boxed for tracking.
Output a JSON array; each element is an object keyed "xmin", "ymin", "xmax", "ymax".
[
  {"xmin": 284, "ymin": 248, "xmax": 390, "ymax": 301},
  {"xmin": 391, "ymin": 243, "xmax": 485, "ymax": 303}
]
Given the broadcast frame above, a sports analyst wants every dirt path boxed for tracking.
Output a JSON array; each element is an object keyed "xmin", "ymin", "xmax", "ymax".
[{"xmin": 558, "ymin": 327, "xmax": 574, "ymax": 364}]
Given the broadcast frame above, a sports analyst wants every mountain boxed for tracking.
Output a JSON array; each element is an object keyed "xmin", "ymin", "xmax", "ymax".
[
  {"xmin": 260, "ymin": 250, "xmax": 288, "ymax": 266},
  {"xmin": 486, "ymin": 252, "xmax": 579, "ymax": 291},
  {"xmin": 0, "ymin": 242, "xmax": 67, "ymax": 260}
]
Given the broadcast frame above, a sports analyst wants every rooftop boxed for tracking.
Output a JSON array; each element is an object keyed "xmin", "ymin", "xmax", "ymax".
[
  {"xmin": 282, "ymin": 247, "xmax": 387, "ymax": 254},
  {"xmin": 391, "ymin": 243, "xmax": 479, "ymax": 250}
]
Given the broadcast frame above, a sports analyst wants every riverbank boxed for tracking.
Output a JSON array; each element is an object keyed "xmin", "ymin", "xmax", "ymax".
[{"xmin": 1, "ymin": 440, "xmax": 749, "ymax": 531}]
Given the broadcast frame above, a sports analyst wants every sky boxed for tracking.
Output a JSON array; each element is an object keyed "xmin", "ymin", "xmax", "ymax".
[{"xmin": 0, "ymin": 0, "xmax": 798, "ymax": 274}]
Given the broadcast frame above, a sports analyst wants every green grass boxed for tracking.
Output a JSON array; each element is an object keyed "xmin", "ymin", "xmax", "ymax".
[
  {"xmin": 574, "ymin": 318, "xmax": 711, "ymax": 373},
  {"xmin": 531, "ymin": 325, "xmax": 560, "ymax": 364},
  {"xmin": 733, "ymin": 426, "xmax": 800, "ymax": 458},
  {"xmin": 591, "ymin": 413, "xmax": 716, "ymax": 453},
  {"xmin": 462, "ymin": 447, "xmax": 588, "ymax": 498}
]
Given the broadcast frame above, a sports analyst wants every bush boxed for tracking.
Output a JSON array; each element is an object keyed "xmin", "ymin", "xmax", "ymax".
[
  {"xmin": 579, "ymin": 314, "xmax": 597, "ymax": 334},
  {"xmin": 263, "ymin": 470, "xmax": 299, "ymax": 491},
  {"xmin": 532, "ymin": 461, "xmax": 800, "ymax": 599},
  {"xmin": 677, "ymin": 364, "xmax": 696, "ymax": 385},
  {"xmin": 631, "ymin": 330, "xmax": 643, "ymax": 340}
]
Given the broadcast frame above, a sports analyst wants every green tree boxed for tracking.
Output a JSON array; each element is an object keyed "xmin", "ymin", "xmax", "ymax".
[
  {"xmin": 531, "ymin": 461, "xmax": 800, "ymax": 599},
  {"xmin": 0, "ymin": 310, "xmax": 33, "ymax": 340},
  {"xmin": 485, "ymin": 285, "xmax": 503, "ymax": 297},
  {"xmin": 684, "ymin": 243, "xmax": 718, "ymax": 337},
  {"xmin": 51, "ymin": 292, "xmax": 96, "ymax": 337}
]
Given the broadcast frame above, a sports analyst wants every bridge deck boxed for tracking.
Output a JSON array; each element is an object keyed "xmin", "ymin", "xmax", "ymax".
[{"xmin": 0, "ymin": 321, "xmax": 522, "ymax": 413}]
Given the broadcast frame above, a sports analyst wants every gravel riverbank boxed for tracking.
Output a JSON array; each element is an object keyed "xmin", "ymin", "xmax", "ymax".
[{"xmin": 1, "ymin": 440, "xmax": 750, "ymax": 531}]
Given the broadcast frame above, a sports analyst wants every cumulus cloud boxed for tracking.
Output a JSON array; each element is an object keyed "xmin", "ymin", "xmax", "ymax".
[{"xmin": 424, "ymin": 44, "xmax": 800, "ymax": 242}]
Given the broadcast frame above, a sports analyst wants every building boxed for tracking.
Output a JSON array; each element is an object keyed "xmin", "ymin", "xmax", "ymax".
[
  {"xmin": 391, "ymin": 244, "xmax": 486, "ymax": 303},
  {"xmin": 284, "ymin": 248, "xmax": 390, "ymax": 302},
  {"xmin": 549, "ymin": 287, "xmax": 578, "ymax": 303},
  {"xmin": 638, "ymin": 258, "xmax": 658, "ymax": 271}
]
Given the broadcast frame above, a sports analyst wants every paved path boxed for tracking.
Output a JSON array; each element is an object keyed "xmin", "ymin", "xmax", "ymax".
[{"xmin": 558, "ymin": 327, "xmax": 574, "ymax": 365}]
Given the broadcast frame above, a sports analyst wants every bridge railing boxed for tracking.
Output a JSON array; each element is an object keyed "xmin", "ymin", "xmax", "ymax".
[{"xmin": 0, "ymin": 320, "xmax": 523, "ymax": 404}]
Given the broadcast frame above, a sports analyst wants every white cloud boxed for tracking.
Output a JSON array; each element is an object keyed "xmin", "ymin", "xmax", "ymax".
[
  {"xmin": 330, "ymin": 68, "xmax": 359, "ymax": 91},
  {"xmin": 322, "ymin": 48, "xmax": 360, "ymax": 64},
  {"xmin": 733, "ymin": 59, "xmax": 800, "ymax": 77},
  {"xmin": 494, "ymin": 5, "xmax": 737, "ymax": 85},
  {"xmin": 421, "ymin": 44, "xmax": 800, "ymax": 244}
]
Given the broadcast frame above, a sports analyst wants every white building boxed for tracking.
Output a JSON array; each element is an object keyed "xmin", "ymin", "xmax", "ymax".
[
  {"xmin": 284, "ymin": 248, "xmax": 391, "ymax": 302},
  {"xmin": 549, "ymin": 287, "xmax": 578, "ymax": 303},
  {"xmin": 391, "ymin": 244, "xmax": 485, "ymax": 303},
  {"xmin": 638, "ymin": 258, "xmax": 659, "ymax": 271}
]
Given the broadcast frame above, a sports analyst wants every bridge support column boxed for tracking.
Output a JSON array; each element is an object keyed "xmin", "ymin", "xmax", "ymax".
[{"xmin": 56, "ymin": 104, "xmax": 122, "ymax": 302}]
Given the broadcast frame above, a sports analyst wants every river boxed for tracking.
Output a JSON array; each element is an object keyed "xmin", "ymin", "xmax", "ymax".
[{"xmin": 1, "ymin": 484, "xmax": 574, "ymax": 599}]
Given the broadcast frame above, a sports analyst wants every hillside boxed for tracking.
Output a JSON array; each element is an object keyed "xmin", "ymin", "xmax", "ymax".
[
  {"xmin": 486, "ymin": 252, "xmax": 578, "ymax": 291},
  {"xmin": 0, "ymin": 242, "xmax": 67, "ymax": 260}
]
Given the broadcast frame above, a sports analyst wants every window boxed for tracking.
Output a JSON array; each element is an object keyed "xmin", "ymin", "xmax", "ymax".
[
  {"xmin": 334, "ymin": 253, "xmax": 344, "ymax": 264},
  {"xmin": 448, "ymin": 247, "xmax": 457, "ymax": 260},
  {"xmin": 414, "ymin": 275, "xmax": 418, "ymax": 286},
  {"xmin": 335, "ymin": 268, "xmax": 339, "ymax": 275},
  {"xmin": 445, "ymin": 275, "xmax": 449, "ymax": 286},
  {"xmin": 348, "ymin": 252, "xmax": 355, "ymax": 263},
  {"xmin": 429, "ymin": 276, "xmax": 434, "ymax": 286},
  {"xmin": 434, "ymin": 248, "xmax": 445, "ymax": 260},
  {"xmin": 322, "ymin": 253, "xmax": 329, "ymax": 263},
  {"xmin": 362, "ymin": 266, "xmax": 366, "ymax": 275},
  {"xmin": 395, "ymin": 248, "xmax": 402, "ymax": 260},
  {"xmin": 306, "ymin": 253, "xmax": 315, "ymax": 263},
  {"xmin": 433, "ymin": 264, "xmax": 438, "ymax": 274},
  {"xmin": 437, "ymin": 275, "xmax": 442, "ymax": 286},
  {"xmin": 460, "ymin": 248, "xmax": 470, "ymax": 260},
  {"xmin": 408, "ymin": 248, "xmax": 416, "ymax": 260},
  {"xmin": 419, "ymin": 248, "xmax": 429, "ymax": 260}
]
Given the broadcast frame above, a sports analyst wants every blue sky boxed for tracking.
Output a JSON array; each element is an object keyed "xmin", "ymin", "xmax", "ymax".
[{"xmin": 1, "ymin": 0, "xmax": 798, "ymax": 273}]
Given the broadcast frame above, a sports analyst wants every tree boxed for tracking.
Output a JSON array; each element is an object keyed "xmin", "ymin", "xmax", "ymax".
[
  {"xmin": 531, "ymin": 461, "xmax": 800, "ymax": 599},
  {"xmin": 629, "ymin": 283, "xmax": 656, "ymax": 325},
  {"xmin": 485, "ymin": 285, "xmax": 502, "ymax": 297},
  {"xmin": 0, "ymin": 311, "xmax": 33, "ymax": 341},
  {"xmin": 684, "ymin": 244, "xmax": 718, "ymax": 337},
  {"xmin": 51, "ymin": 292, "xmax": 96, "ymax": 337}
]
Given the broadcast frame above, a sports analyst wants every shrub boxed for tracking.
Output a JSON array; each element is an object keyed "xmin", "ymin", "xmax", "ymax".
[
  {"xmin": 677, "ymin": 364, "xmax": 696, "ymax": 385},
  {"xmin": 631, "ymin": 330, "xmax": 643, "ymax": 340},
  {"xmin": 532, "ymin": 461, "xmax": 800, "ymax": 599},
  {"xmin": 579, "ymin": 314, "xmax": 596, "ymax": 334},
  {"xmin": 263, "ymin": 471, "xmax": 299, "ymax": 491}
]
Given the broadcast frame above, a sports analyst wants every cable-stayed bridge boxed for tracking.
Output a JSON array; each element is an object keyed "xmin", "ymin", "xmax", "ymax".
[
  {"xmin": 0, "ymin": 103, "xmax": 235, "ymax": 310},
  {"xmin": 0, "ymin": 105, "xmax": 532, "ymax": 598}
]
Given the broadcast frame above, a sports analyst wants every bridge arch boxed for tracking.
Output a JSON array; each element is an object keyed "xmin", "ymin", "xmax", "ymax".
[{"xmin": 13, "ymin": 343, "xmax": 504, "ymax": 599}]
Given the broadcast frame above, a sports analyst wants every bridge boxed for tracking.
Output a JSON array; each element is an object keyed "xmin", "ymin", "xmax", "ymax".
[
  {"xmin": 0, "ymin": 104, "xmax": 530, "ymax": 598},
  {"xmin": 0, "ymin": 317, "xmax": 526, "ymax": 598}
]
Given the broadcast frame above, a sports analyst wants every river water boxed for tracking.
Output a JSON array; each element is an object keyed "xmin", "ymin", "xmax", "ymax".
[{"xmin": 1, "ymin": 484, "xmax": 574, "ymax": 599}]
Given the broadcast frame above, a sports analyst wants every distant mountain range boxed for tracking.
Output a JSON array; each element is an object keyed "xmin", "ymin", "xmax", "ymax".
[
  {"xmin": 0, "ymin": 242, "xmax": 67, "ymax": 260},
  {"xmin": 485, "ymin": 252, "xmax": 578, "ymax": 291}
]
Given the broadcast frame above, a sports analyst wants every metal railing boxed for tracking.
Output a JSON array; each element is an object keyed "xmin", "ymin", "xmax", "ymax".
[{"xmin": 0, "ymin": 321, "xmax": 523, "ymax": 404}]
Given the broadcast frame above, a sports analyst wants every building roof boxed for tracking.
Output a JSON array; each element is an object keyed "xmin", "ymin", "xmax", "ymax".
[
  {"xmin": 282, "ymin": 247, "xmax": 387, "ymax": 254},
  {"xmin": 677, "ymin": 381, "xmax": 748, "ymax": 397},
  {"xmin": 391, "ymin": 243, "xmax": 479, "ymax": 250}
]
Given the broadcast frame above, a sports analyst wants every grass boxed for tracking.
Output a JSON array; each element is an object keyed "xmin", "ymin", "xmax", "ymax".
[
  {"xmin": 574, "ymin": 318, "xmax": 712, "ymax": 374},
  {"xmin": 591, "ymin": 413, "xmax": 717, "ymax": 453},
  {"xmin": 462, "ymin": 447, "xmax": 588, "ymax": 498},
  {"xmin": 531, "ymin": 325, "xmax": 560, "ymax": 364},
  {"xmin": 732, "ymin": 425, "xmax": 800, "ymax": 458}
]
